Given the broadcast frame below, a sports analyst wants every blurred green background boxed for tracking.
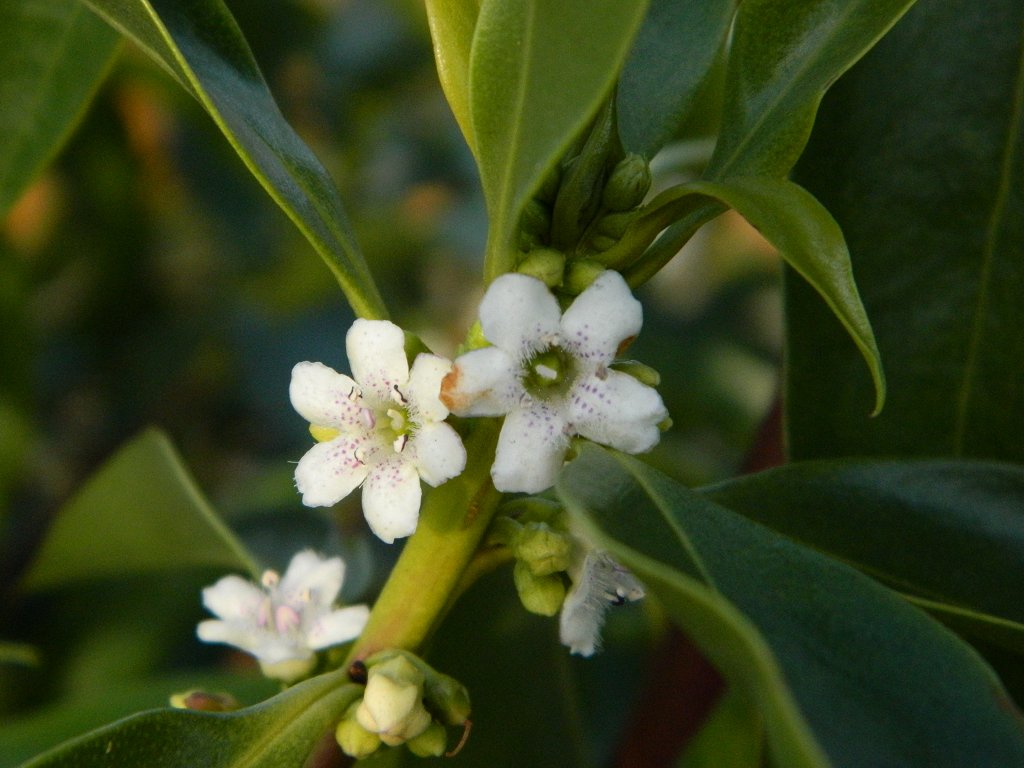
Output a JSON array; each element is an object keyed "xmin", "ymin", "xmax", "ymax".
[{"xmin": 0, "ymin": 1, "xmax": 779, "ymax": 764}]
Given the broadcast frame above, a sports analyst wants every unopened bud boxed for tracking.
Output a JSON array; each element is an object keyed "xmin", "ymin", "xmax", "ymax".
[
  {"xmin": 169, "ymin": 690, "xmax": 240, "ymax": 712},
  {"xmin": 610, "ymin": 360, "xmax": 661, "ymax": 387},
  {"xmin": 519, "ymin": 199, "xmax": 551, "ymax": 238},
  {"xmin": 357, "ymin": 655, "xmax": 432, "ymax": 746},
  {"xmin": 424, "ymin": 671, "xmax": 472, "ymax": 726},
  {"xmin": 602, "ymin": 154, "xmax": 651, "ymax": 211},
  {"xmin": 588, "ymin": 234, "xmax": 619, "ymax": 252},
  {"xmin": 595, "ymin": 211, "xmax": 635, "ymax": 239},
  {"xmin": 514, "ymin": 561, "xmax": 566, "ymax": 617},
  {"xmin": 515, "ymin": 522, "xmax": 572, "ymax": 576},
  {"xmin": 336, "ymin": 701, "xmax": 383, "ymax": 759},
  {"xmin": 564, "ymin": 259, "xmax": 607, "ymax": 295},
  {"xmin": 407, "ymin": 721, "xmax": 448, "ymax": 758},
  {"xmin": 517, "ymin": 248, "xmax": 565, "ymax": 288}
]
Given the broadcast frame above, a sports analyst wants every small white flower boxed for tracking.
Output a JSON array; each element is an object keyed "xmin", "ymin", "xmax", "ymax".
[
  {"xmin": 290, "ymin": 319, "xmax": 467, "ymax": 543},
  {"xmin": 559, "ymin": 549, "xmax": 645, "ymax": 657},
  {"xmin": 197, "ymin": 550, "xmax": 369, "ymax": 683},
  {"xmin": 441, "ymin": 271, "xmax": 668, "ymax": 493}
]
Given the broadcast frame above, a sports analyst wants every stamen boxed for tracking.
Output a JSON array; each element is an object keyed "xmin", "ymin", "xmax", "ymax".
[
  {"xmin": 353, "ymin": 446, "xmax": 366, "ymax": 465},
  {"xmin": 261, "ymin": 570, "xmax": 280, "ymax": 589},
  {"xmin": 393, "ymin": 433, "xmax": 408, "ymax": 453},
  {"xmin": 347, "ymin": 385, "xmax": 361, "ymax": 402},
  {"xmin": 275, "ymin": 604, "xmax": 301, "ymax": 634},
  {"xmin": 359, "ymin": 408, "xmax": 376, "ymax": 430},
  {"xmin": 391, "ymin": 384, "xmax": 408, "ymax": 406}
]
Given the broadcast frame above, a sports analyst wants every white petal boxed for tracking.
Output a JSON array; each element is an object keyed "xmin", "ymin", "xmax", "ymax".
[
  {"xmin": 279, "ymin": 551, "xmax": 343, "ymax": 607},
  {"xmin": 410, "ymin": 421, "xmax": 466, "ymax": 487},
  {"xmin": 196, "ymin": 618, "xmax": 260, "ymax": 653},
  {"xmin": 347, "ymin": 319, "xmax": 409, "ymax": 402},
  {"xmin": 289, "ymin": 362, "xmax": 366, "ymax": 430},
  {"xmin": 295, "ymin": 436, "xmax": 371, "ymax": 507},
  {"xmin": 491, "ymin": 403, "xmax": 569, "ymax": 493},
  {"xmin": 560, "ymin": 271, "xmax": 643, "ymax": 365},
  {"xmin": 406, "ymin": 353, "xmax": 452, "ymax": 422},
  {"xmin": 307, "ymin": 605, "xmax": 371, "ymax": 650},
  {"xmin": 569, "ymin": 370, "xmax": 667, "ymax": 453},
  {"xmin": 479, "ymin": 274, "xmax": 561, "ymax": 357},
  {"xmin": 361, "ymin": 458, "xmax": 422, "ymax": 543},
  {"xmin": 201, "ymin": 575, "xmax": 265, "ymax": 621},
  {"xmin": 440, "ymin": 346, "xmax": 522, "ymax": 416}
]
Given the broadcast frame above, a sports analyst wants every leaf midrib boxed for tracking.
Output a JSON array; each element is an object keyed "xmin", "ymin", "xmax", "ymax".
[{"xmin": 952, "ymin": 23, "xmax": 1024, "ymax": 454}]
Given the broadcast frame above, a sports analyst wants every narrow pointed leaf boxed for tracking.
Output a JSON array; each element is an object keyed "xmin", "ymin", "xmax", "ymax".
[
  {"xmin": 425, "ymin": 0, "xmax": 480, "ymax": 155},
  {"xmin": 558, "ymin": 445, "xmax": 1024, "ymax": 768},
  {"xmin": 705, "ymin": 0, "xmax": 916, "ymax": 179},
  {"xmin": 617, "ymin": 0, "xmax": 736, "ymax": 158},
  {"xmin": 22, "ymin": 429, "xmax": 258, "ymax": 591},
  {"xmin": 0, "ymin": 0, "xmax": 119, "ymax": 218},
  {"xmin": 704, "ymin": 459, "xmax": 1024, "ymax": 651},
  {"xmin": 787, "ymin": 0, "xmax": 1024, "ymax": 461},
  {"xmin": 79, "ymin": 0, "xmax": 386, "ymax": 319},
  {"xmin": 17, "ymin": 671, "xmax": 359, "ymax": 768},
  {"xmin": 470, "ymin": 0, "xmax": 649, "ymax": 281}
]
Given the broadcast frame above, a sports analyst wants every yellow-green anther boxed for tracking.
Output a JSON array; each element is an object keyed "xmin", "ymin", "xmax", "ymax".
[
  {"xmin": 406, "ymin": 721, "xmax": 448, "ymax": 758},
  {"xmin": 517, "ymin": 248, "xmax": 565, "ymax": 288},
  {"xmin": 336, "ymin": 701, "xmax": 383, "ymax": 759},
  {"xmin": 514, "ymin": 522, "xmax": 572, "ymax": 576},
  {"xmin": 514, "ymin": 562, "xmax": 566, "ymax": 617},
  {"xmin": 610, "ymin": 360, "xmax": 661, "ymax": 387},
  {"xmin": 564, "ymin": 259, "xmax": 607, "ymax": 296},
  {"xmin": 602, "ymin": 154, "xmax": 651, "ymax": 212}
]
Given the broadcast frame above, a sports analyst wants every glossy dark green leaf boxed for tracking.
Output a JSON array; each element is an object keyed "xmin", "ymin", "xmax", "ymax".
[
  {"xmin": 0, "ymin": 0, "xmax": 119, "ymax": 218},
  {"xmin": 469, "ymin": 0, "xmax": 649, "ymax": 281},
  {"xmin": 22, "ymin": 429, "xmax": 258, "ymax": 591},
  {"xmin": 705, "ymin": 0, "xmax": 916, "ymax": 179},
  {"xmin": 705, "ymin": 460, "xmax": 1024, "ymax": 651},
  {"xmin": 787, "ymin": 0, "xmax": 1024, "ymax": 460},
  {"xmin": 17, "ymin": 671, "xmax": 359, "ymax": 768},
  {"xmin": 624, "ymin": 177, "xmax": 884, "ymax": 412},
  {"xmin": 424, "ymin": 0, "xmax": 480, "ymax": 155},
  {"xmin": 79, "ymin": 0, "xmax": 387, "ymax": 319},
  {"xmin": 557, "ymin": 445, "xmax": 1024, "ymax": 768},
  {"xmin": 677, "ymin": 688, "xmax": 762, "ymax": 768},
  {"xmin": 617, "ymin": 0, "xmax": 736, "ymax": 158}
]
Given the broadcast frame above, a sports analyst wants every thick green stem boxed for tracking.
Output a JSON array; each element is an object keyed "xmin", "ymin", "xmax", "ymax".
[{"xmin": 345, "ymin": 419, "xmax": 502, "ymax": 663}]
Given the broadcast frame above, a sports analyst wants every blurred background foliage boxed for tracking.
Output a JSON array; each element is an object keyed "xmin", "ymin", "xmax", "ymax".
[{"xmin": 0, "ymin": 0, "xmax": 778, "ymax": 763}]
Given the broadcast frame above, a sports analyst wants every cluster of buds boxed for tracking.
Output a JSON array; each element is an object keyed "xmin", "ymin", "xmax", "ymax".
[
  {"xmin": 491, "ymin": 500, "xmax": 645, "ymax": 656},
  {"xmin": 335, "ymin": 650, "xmax": 471, "ymax": 759}
]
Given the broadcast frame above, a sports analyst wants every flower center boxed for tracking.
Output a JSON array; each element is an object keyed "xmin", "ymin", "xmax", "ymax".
[
  {"xmin": 523, "ymin": 345, "xmax": 576, "ymax": 399},
  {"xmin": 380, "ymin": 385, "xmax": 412, "ymax": 453}
]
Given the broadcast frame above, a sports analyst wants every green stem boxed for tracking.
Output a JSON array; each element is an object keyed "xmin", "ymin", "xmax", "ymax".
[{"xmin": 345, "ymin": 419, "xmax": 503, "ymax": 662}]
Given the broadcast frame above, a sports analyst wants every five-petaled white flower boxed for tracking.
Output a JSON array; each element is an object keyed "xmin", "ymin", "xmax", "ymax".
[
  {"xmin": 559, "ymin": 549, "xmax": 645, "ymax": 657},
  {"xmin": 290, "ymin": 319, "xmax": 467, "ymax": 543},
  {"xmin": 197, "ymin": 550, "xmax": 370, "ymax": 683},
  {"xmin": 441, "ymin": 271, "xmax": 668, "ymax": 493}
]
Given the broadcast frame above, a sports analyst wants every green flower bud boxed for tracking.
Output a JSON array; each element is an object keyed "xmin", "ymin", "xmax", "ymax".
[
  {"xmin": 519, "ymin": 199, "xmax": 551, "ymax": 239},
  {"xmin": 588, "ymin": 234, "xmax": 619, "ymax": 252},
  {"xmin": 609, "ymin": 360, "xmax": 661, "ymax": 387},
  {"xmin": 407, "ymin": 721, "xmax": 448, "ymax": 758},
  {"xmin": 517, "ymin": 248, "xmax": 565, "ymax": 288},
  {"xmin": 514, "ymin": 522, "xmax": 572, "ymax": 576},
  {"xmin": 356, "ymin": 655, "xmax": 432, "ymax": 747},
  {"xmin": 169, "ymin": 690, "xmax": 240, "ymax": 712},
  {"xmin": 424, "ymin": 671, "xmax": 472, "ymax": 726},
  {"xmin": 564, "ymin": 259, "xmax": 608, "ymax": 296},
  {"xmin": 514, "ymin": 561, "xmax": 566, "ymax": 617},
  {"xmin": 456, "ymin": 320, "xmax": 490, "ymax": 355},
  {"xmin": 336, "ymin": 701, "xmax": 383, "ymax": 759},
  {"xmin": 601, "ymin": 154, "xmax": 651, "ymax": 212},
  {"xmin": 595, "ymin": 210, "xmax": 635, "ymax": 239}
]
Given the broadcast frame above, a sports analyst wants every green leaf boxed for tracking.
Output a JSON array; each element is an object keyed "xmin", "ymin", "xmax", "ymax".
[
  {"xmin": 424, "ymin": 0, "xmax": 480, "ymax": 156},
  {"xmin": 705, "ymin": 0, "xmax": 916, "ymax": 179},
  {"xmin": 677, "ymin": 688, "xmax": 763, "ymax": 768},
  {"xmin": 787, "ymin": 0, "xmax": 1024, "ymax": 461},
  {"xmin": 16, "ymin": 670, "xmax": 359, "ymax": 768},
  {"xmin": 21, "ymin": 429, "xmax": 258, "ymax": 591},
  {"xmin": 79, "ymin": 0, "xmax": 387, "ymax": 320},
  {"xmin": 469, "ymin": 0, "xmax": 650, "ymax": 281},
  {"xmin": 704, "ymin": 459, "xmax": 1024, "ymax": 652},
  {"xmin": 617, "ymin": 0, "xmax": 736, "ymax": 158},
  {"xmin": 557, "ymin": 445, "xmax": 1024, "ymax": 768},
  {"xmin": 0, "ymin": 0, "xmax": 119, "ymax": 218},
  {"xmin": 629, "ymin": 177, "xmax": 884, "ymax": 413},
  {"xmin": 0, "ymin": 642, "xmax": 40, "ymax": 669}
]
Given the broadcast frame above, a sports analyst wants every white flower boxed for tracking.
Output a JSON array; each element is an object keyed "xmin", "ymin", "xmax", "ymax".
[
  {"xmin": 290, "ymin": 319, "xmax": 467, "ymax": 543},
  {"xmin": 441, "ymin": 271, "xmax": 668, "ymax": 493},
  {"xmin": 196, "ymin": 550, "xmax": 370, "ymax": 683},
  {"xmin": 559, "ymin": 549, "xmax": 645, "ymax": 657}
]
